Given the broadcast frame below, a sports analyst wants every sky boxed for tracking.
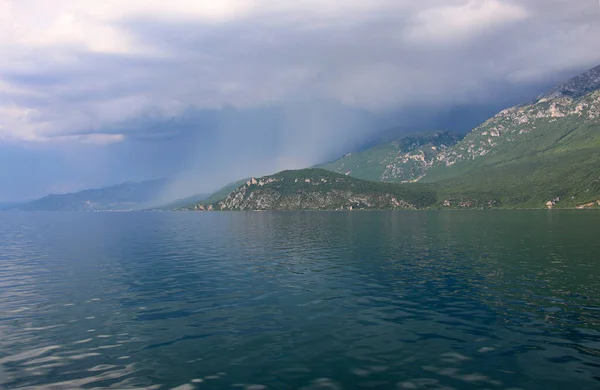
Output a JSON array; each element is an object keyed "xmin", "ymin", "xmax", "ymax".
[{"xmin": 1, "ymin": 0, "xmax": 600, "ymax": 201}]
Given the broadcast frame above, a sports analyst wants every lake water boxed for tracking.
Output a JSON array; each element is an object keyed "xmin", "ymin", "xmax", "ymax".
[{"xmin": 1, "ymin": 211, "xmax": 599, "ymax": 390}]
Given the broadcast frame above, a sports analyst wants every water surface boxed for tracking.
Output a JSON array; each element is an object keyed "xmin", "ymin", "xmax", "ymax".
[{"xmin": 1, "ymin": 211, "xmax": 599, "ymax": 389}]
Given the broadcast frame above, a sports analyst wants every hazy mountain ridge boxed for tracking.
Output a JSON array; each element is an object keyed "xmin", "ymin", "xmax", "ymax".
[{"xmin": 8, "ymin": 179, "xmax": 169, "ymax": 211}]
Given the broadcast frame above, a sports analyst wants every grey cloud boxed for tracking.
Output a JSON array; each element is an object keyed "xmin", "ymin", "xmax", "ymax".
[
  {"xmin": 116, "ymin": 0, "xmax": 600, "ymax": 111},
  {"xmin": 4, "ymin": 0, "xmax": 600, "ymax": 132},
  {"xmin": 1, "ymin": 0, "xmax": 599, "ymax": 199}
]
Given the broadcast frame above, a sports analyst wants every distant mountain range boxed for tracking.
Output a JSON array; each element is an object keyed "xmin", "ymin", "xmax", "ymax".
[
  {"xmin": 6, "ymin": 179, "xmax": 170, "ymax": 211},
  {"xmin": 187, "ymin": 64, "xmax": 600, "ymax": 210},
  {"xmin": 3, "ymin": 176, "xmax": 234, "ymax": 212}
]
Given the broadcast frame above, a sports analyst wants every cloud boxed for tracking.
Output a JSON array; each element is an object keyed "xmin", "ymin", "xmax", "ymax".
[
  {"xmin": 0, "ymin": 0, "xmax": 261, "ymax": 55},
  {"xmin": 0, "ymin": 104, "xmax": 46, "ymax": 142},
  {"xmin": 1, "ymin": 0, "xmax": 599, "ymax": 143},
  {"xmin": 55, "ymin": 133, "xmax": 126, "ymax": 145},
  {"xmin": 0, "ymin": 0, "xmax": 600, "ymax": 199},
  {"xmin": 405, "ymin": 0, "xmax": 529, "ymax": 44}
]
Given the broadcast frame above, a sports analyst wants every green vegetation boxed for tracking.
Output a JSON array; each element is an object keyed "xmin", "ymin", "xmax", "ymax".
[{"xmin": 434, "ymin": 145, "xmax": 600, "ymax": 209}]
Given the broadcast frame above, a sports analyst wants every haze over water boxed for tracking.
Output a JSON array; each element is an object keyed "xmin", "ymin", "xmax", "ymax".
[{"xmin": 1, "ymin": 211, "xmax": 599, "ymax": 389}]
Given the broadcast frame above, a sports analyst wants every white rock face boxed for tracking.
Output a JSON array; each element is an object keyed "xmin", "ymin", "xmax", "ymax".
[{"xmin": 209, "ymin": 173, "xmax": 421, "ymax": 211}]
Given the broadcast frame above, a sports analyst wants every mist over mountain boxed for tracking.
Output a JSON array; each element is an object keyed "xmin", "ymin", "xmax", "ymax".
[{"xmin": 183, "ymin": 62, "xmax": 600, "ymax": 211}]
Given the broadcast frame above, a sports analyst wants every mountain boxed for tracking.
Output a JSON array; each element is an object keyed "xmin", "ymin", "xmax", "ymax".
[
  {"xmin": 315, "ymin": 64, "xmax": 600, "ymax": 209},
  {"xmin": 183, "ymin": 169, "xmax": 436, "ymax": 211},
  {"xmin": 421, "ymin": 65, "xmax": 600, "ymax": 208},
  {"xmin": 318, "ymin": 131, "xmax": 462, "ymax": 183},
  {"xmin": 8, "ymin": 179, "xmax": 169, "ymax": 211},
  {"xmin": 185, "ymin": 64, "xmax": 600, "ymax": 211}
]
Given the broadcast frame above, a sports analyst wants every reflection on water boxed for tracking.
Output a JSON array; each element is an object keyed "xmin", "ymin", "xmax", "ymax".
[{"xmin": 1, "ymin": 211, "xmax": 599, "ymax": 389}]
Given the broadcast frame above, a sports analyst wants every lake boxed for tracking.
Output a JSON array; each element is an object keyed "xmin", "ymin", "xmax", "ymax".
[{"xmin": 1, "ymin": 211, "xmax": 599, "ymax": 389}]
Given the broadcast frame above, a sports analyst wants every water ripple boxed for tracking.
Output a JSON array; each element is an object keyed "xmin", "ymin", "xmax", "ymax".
[{"xmin": 0, "ymin": 211, "xmax": 599, "ymax": 389}]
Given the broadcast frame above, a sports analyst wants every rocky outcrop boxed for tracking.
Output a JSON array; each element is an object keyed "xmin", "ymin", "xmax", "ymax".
[
  {"xmin": 440, "ymin": 197, "xmax": 500, "ymax": 209},
  {"xmin": 189, "ymin": 169, "xmax": 436, "ymax": 211},
  {"xmin": 216, "ymin": 188, "xmax": 416, "ymax": 211},
  {"xmin": 576, "ymin": 201, "xmax": 600, "ymax": 209}
]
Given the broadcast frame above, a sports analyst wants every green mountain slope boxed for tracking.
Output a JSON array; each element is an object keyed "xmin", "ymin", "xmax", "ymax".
[
  {"xmin": 424, "ymin": 92, "xmax": 600, "ymax": 182},
  {"xmin": 319, "ymin": 131, "xmax": 462, "ymax": 183},
  {"xmin": 422, "ymin": 65, "xmax": 600, "ymax": 208},
  {"xmin": 185, "ymin": 169, "xmax": 437, "ymax": 211},
  {"xmin": 433, "ymin": 146, "xmax": 600, "ymax": 209}
]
